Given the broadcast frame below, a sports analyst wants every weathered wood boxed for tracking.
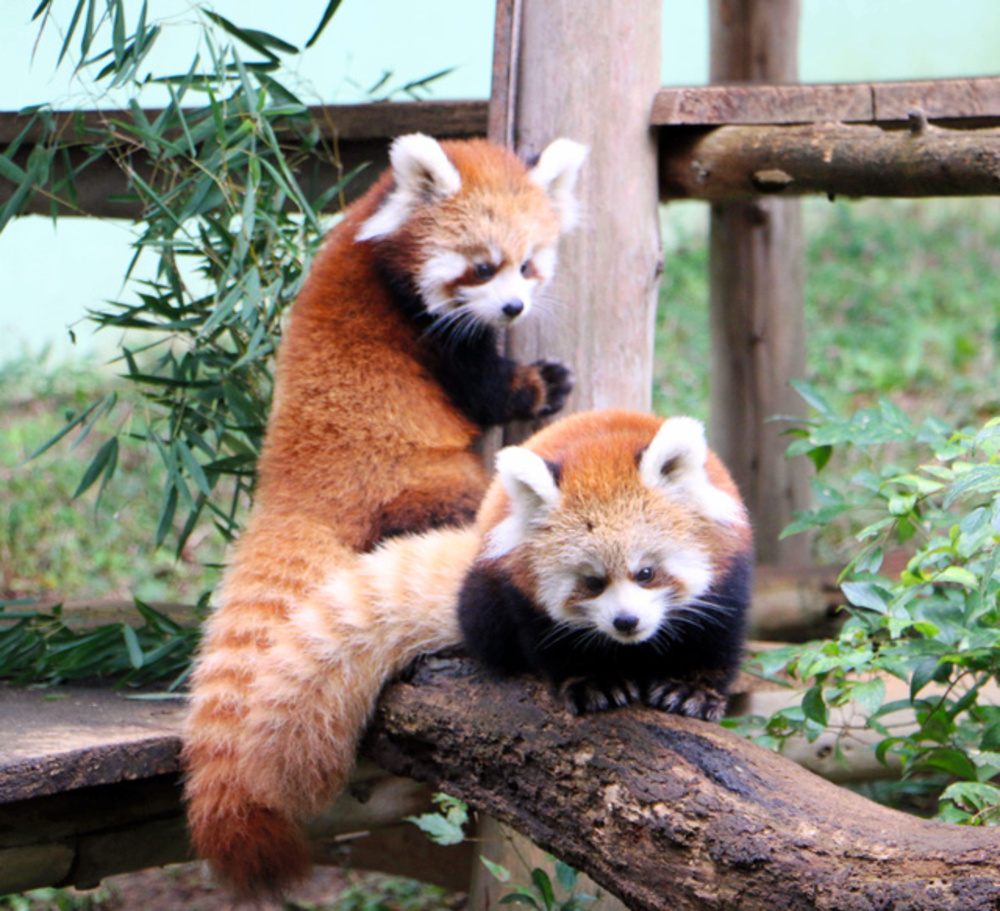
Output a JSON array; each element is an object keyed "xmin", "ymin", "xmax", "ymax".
[
  {"xmin": 661, "ymin": 120, "xmax": 1000, "ymax": 200},
  {"xmin": 653, "ymin": 75, "xmax": 1000, "ymax": 127},
  {"xmin": 0, "ymin": 101, "xmax": 487, "ymax": 219},
  {"xmin": 363, "ymin": 655, "xmax": 1000, "ymax": 911},
  {"xmin": 0, "ymin": 101, "xmax": 488, "ymax": 147},
  {"xmin": 503, "ymin": 0, "xmax": 663, "ymax": 433},
  {"xmin": 0, "ymin": 685, "xmax": 186, "ymax": 803},
  {"xmin": 746, "ymin": 563, "xmax": 844, "ymax": 641},
  {"xmin": 0, "ymin": 687, "xmax": 467, "ymax": 894},
  {"xmin": 706, "ymin": 0, "xmax": 810, "ymax": 567},
  {"xmin": 487, "ymin": 0, "xmax": 522, "ymax": 148}
]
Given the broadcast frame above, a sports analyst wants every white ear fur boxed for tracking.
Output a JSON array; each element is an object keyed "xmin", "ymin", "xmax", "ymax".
[
  {"xmin": 528, "ymin": 138, "xmax": 588, "ymax": 232},
  {"xmin": 640, "ymin": 417, "xmax": 743, "ymax": 525},
  {"xmin": 357, "ymin": 133, "xmax": 462, "ymax": 242},
  {"xmin": 483, "ymin": 447, "xmax": 561, "ymax": 559}
]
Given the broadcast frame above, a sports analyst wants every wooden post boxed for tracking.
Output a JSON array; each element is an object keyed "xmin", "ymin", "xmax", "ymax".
[
  {"xmin": 474, "ymin": 2, "xmax": 662, "ymax": 908},
  {"xmin": 504, "ymin": 0, "xmax": 664, "ymax": 435},
  {"xmin": 708, "ymin": 0, "xmax": 810, "ymax": 565}
]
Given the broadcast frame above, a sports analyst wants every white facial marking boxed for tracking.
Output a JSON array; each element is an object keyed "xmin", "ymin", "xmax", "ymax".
[
  {"xmin": 460, "ymin": 265, "xmax": 537, "ymax": 326},
  {"xmin": 664, "ymin": 548, "xmax": 714, "ymax": 600},
  {"xmin": 416, "ymin": 250, "xmax": 468, "ymax": 315},
  {"xmin": 586, "ymin": 580, "xmax": 664, "ymax": 644}
]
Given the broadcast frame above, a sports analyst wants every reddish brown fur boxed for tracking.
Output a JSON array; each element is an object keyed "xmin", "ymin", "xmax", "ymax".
[{"xmin": 183, "ymin": 138, "xmax": 572, "ymax": 898}]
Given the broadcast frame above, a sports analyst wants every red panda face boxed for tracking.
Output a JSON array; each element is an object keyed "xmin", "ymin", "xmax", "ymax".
[
  {"xmin": 485, "ymin": 416, "xmax": 748, "ymax": 647},
  {"xmin": 356, "ymin": 134, "xmax": 587, "ymax": 330}
]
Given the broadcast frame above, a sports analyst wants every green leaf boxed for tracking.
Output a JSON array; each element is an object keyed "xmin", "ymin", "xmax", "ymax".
[
  {"xmin": 554, "ymin": 861, "xmax": 577, "ymax": 894},
  {"xmin": 851, "ymin": 677, "xmax": 885, "ymax": 716},
  {"xmin": 531, "ymin": 868, "xmax": 556, "ymax": 910},
  {"xmin": 121, "ymin": 624, "xmax": 144, "ymax": 669},
  {"xmin": 480, "ymin": 858, "xmax": 512, "ymax": 884},
  {"xmin": 73, "ymin": 436, "xmax": 119, "ymax": 499},
  {"xmin": 841, "ymin": 581, "xmax": 890, "ymax": 613},
  {"xmin": 305, "ymin": 0, "xmax": 344, "ymax": 48},
  {"xmin": 802, "ymin": 685, "xmax": 828, "ymax": 726}
]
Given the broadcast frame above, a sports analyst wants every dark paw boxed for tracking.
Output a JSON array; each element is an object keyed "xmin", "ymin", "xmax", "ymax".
[
  {"xmin": 564, "ymin": 677, "xmax": 641, "ymax": 715},
  {"xmin": 644, "ymin": 680, "xmax": 727, "ymax": 722},
  {"xmin": 532, "ymin": 360, "xmax": 573, "ymax": 417}
]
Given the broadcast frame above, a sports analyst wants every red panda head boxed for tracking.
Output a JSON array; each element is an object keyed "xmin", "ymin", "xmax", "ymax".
[
  {"xmin": 356, "ymin": 134, "xmax": 587, "ymax": 331},
  {"xmin": 480, "ymin": 414, "xmax": 750, "ymax": 646}
]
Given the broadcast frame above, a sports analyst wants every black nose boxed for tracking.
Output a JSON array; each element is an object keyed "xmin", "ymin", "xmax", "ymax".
[
  {"xmin": 613, "ymin": 614, "xmax": 639, "ymax": 634},
  {"xmin": 502, "ymin": 300, "xmax": 525, "ymax": 319}
]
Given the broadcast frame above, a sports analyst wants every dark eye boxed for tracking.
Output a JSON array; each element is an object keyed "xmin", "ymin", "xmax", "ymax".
[
  {"xmin": 634, "ymin": 567, "xmax": 655, "ymax": 585},
  {"xmin": 582, "ymin": 575, "xmax": 606, "ymax": 595},
  {"xmin": 520, "ymin": 259, "xmax": 533, "ymax": 277},
  {"xmin": 472, "ymin": 262, "xmax": 497, "ymax": 283}
]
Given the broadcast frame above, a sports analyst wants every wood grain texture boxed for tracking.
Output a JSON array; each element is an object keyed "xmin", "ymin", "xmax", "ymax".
[
  {"xmin": 706, "ymin": 0, "xmax": 810, "ymax": 566},
  {"xmin": 661, "ymin": 121, "xmax": 1000, "ymax": 200},
  {"xmin": 364, "ymin": 655, "xmax": 1000, "ymax": 911},
  {"xmin": 652, "ymin": 76, "xmax": 1000, "ymax": 126},
  {"xmin": 503, "ymin": 0, "xmax": 663, "ymax": 430}
]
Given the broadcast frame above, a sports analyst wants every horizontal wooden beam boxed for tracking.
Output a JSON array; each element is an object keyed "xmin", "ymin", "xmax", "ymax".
[
  {"xmin": 659, "ymin": 119, "xmax": 1000, "ymax": 200},
  {"xmin": 0, "ymin": 101, "xmax": 487, "ymax": 219},
  {"xmin": 653, "ymin": 75, "xmax": 1000, "ymax": 126},
  {"xmin": 0, "ymin": 686, "xmax": 471, "ymax": 894},
  {"xmin": 0, "ymin": 101, "xmax": 488, "ymax": 147}
]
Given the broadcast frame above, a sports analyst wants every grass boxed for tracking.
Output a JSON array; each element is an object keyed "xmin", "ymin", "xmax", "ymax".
[
  {"xmin": 654, "ymin": 196, "xmax": 1000, "ymax": 424},
  {"xmin": 1, "ymin": 355, "xmax": 223, "ymax": 605},
  {"xmin": 5, "ymin": 197, "xmax": 1000, "ymax": 611}
]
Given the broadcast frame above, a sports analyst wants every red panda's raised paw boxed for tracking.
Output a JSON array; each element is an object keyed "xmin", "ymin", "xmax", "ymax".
[{"xmin": 532, "ymin": 360, "xmax": 574, "ymax": 417}]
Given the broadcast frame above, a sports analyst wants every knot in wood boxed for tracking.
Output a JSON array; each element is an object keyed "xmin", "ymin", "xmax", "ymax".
[{"xmin": 751, "ymin": 168, "xmax": 794, "ymax": 193}]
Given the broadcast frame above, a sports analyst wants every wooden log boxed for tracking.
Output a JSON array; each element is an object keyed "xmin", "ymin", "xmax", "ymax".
[
  {"xmin": 705, "ymin": 0, "xmax": 811, "ymax": 567},
  {"xmin": 502, "ymin": 0, "xmax": 663, "ymax": 436},
  {"xmin": 661, "ymin": 119, "xmax": 1000, "ymax": 200},
  {"xmin": 0, "ymin": 101, "xmax": 487, "ymax": 219},
  {"xmin": 652, "ymin": 75, "xmax": 1000, "ymax": 127},
  {"xmin": 363, "ymin": 654, "xmax": 1000, "ymax": 911}
]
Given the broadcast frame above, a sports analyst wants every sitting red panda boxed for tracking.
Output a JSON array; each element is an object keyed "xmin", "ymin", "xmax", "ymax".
[
  {"xmin": 182, "ymin": 134, "xmax": 586, "ymax": 898},
  {"xmin": 458, "ymin": 410, "xmax": 753, "ymax": 720}
]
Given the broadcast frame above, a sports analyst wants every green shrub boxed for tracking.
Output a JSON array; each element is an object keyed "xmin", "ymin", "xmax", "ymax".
[{"xmin": 731, "ymin": 382, "xmax": 1000, "ymax": 824}]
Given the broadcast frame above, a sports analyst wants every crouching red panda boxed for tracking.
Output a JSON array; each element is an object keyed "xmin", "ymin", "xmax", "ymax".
[{"xmin": 458, "ymin": 409, "xmax": 753, "ymax": 720}]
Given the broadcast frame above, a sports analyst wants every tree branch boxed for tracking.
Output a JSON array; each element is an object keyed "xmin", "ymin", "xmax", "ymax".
[{"xmin": 362, "ymin": 656, "xmax": 1000, "ymax": 911}]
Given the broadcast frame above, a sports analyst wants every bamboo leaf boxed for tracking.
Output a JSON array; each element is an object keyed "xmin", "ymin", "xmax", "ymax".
[
  {"xmin": 73, "ymin": 436, "xmax": 119, "ymax": 498},
  {"xmin": 122, "ymin": 624, "xmax": 144, "ymax": 669},
  {"xmin": 305, "ymin": 0, "xmax": 344, "ymax": 48}
]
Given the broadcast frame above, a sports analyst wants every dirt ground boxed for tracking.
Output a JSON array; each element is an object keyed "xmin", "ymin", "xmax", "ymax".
[{"xmin": 28, "ymin": 863, "xmax": 461, "ymax": 911}]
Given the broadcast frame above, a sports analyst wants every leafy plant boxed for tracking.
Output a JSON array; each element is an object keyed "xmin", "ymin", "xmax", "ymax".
[
  {"xmin": 5, "ymin": 0, "xmax": 354, "ymax": 557},
  {"xmin": 480, "ymin": 858, "xmax": 596, "ymax": 911},
  {"xmin": 407, "ymin": 793, "xmax": 471, "ymax": 846},
  {"xmin": 732, "ymin": 382, "xmax": 1000, "ymax": 824},
  {"xmin": 0, "ymin": 598, "xmax": 200, "ymax": 688}
]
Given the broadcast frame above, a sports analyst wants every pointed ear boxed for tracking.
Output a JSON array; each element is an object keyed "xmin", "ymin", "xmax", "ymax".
[
  {"xmin": 483, "ymin": 447, "xmax": 561, "ymax": 559},
  {"xmin": 528, "ymin": 138, "xmax": 588, "ymax": 232},
  {"xmin": 639, "ymin": 416, "xmax": 709, "ymax": 491},
  {"xmin": 640, "ymin": 417, "xmax": 743, "ymax": 524},
  {"xmin": 357, "ymin": 133, "xmax": 462, "ymax": 242}
]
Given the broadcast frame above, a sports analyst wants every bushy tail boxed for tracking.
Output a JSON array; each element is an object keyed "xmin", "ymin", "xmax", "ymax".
[{"xmin": 182, "ymin": 515, "xmax": 481, "ymax": 897}]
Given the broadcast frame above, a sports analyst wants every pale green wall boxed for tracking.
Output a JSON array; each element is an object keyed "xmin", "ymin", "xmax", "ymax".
[{"xmin": 2, "ymin": 0, "xmax": 1000, "ymax": 361}]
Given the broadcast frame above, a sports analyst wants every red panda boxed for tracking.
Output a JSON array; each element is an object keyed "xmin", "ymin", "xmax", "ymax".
[
  {"xmin": 250, "ymin": 132, "xmax": 586, "ymax": 552},
  {"xmin": 182, "ymin": 134, "xmax": 586, "ymax": 897},
  {"xmin": 458, "ymin": 410, "xmax": 753, "ymax": 720}
]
